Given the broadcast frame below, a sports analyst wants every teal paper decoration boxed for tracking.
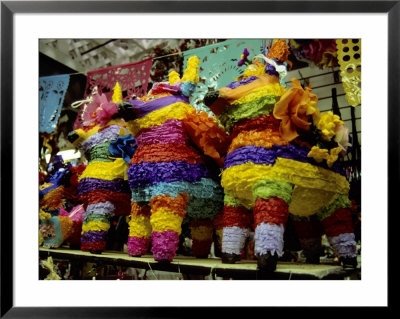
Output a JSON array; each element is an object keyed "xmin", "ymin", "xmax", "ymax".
[
  {"xmin": 39, "ymin": 74, "xmax": 70, "ymax": 133},
  {"xmin": 183, "ymin": 39, "xmax": 266, "ymax": 115}
]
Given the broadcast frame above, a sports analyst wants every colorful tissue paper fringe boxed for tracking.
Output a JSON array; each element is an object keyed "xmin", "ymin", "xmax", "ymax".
[
  {"xmin": 69, "ymin": 84, "xmax": 134, "ymax": 253},
  {"xmin": 119, "ymin": 56, "xmax": 229, "ymax": 262},
  {"xmin": 39, "ymin": 156, "xmax": 87, "ymax": 248},
  {"xmin": 204, "ymin": 40, "xmax": 357, "ymax": 269}
]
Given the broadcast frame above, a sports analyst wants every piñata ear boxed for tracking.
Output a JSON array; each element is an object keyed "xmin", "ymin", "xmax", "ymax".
[
  {"xmin": 181, "ymin": 56, "xmax": 200, "ymax": 83},
  {"xmin": 168, "ymin": 71, "xmax": 181, "ymax": 85},
  {"xmin": 112, "ymin": 82, "xmax": 123, "ymax": 103}
]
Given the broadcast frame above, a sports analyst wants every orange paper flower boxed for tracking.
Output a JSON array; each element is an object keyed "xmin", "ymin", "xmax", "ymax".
[
  {"xmin": 183, "ymin": 111, "xmax": 229, "ymax": 167},
  {"xmin": 267, "ymin": 39, "xmax": 291, "ymax": 64},
  {"xmin": 273, "ymin": 78, "xmax": 318, "ymax": 142}
]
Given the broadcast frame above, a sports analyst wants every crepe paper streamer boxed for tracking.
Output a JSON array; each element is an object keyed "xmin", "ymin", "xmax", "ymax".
[
  {"xmin": 39, "ymin": 74, "xmax": 70, "ymax": 133},
  {"xmin": 336, "ymin": 39, "xmax": 361, "ymax": 107}
]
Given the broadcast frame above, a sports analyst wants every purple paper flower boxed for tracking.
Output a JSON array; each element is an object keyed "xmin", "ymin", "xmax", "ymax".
[{"xmin": 237, "ymin": 48, "xmax": 250, "ymax": 66}]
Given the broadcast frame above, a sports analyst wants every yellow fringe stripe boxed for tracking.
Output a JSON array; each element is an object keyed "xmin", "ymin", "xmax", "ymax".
[
  {"xmin": 150, "ymin": 208, "xmax": 184, "ymax": 234},
  {"xmin": 128, "ymin": 214, "xmax": 152, "ymax": 238},
  {"xmin": 230, "ymin": 83, "xmax": 287, "ymax": 106},
  {"xmin": 78, "ymin": 158, "xmax": 129, "ymax": 181},
  {"xmin": 74, "ymin": 119, "xmax": 127, "ymax": 142},
  {"xmin": 221, "ymin": 158, "xmax": 349, "ymax": 209},
  {"xmin": 81, "ymin": 220, "xmax": 110, "ymax": 233},
  {"xmin": 126, "ymin": 102, "xmax": 194, "ymax": 135}
]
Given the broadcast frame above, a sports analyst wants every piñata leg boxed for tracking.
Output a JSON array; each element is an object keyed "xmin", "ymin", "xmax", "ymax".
[
  {"xmin": 149, "ymin": 193, "xmax": 188, "ymax": 262},
  {"xmin": 190, "ymin": 219, "xmax": 214, "ymax": 258},
  {"xmin": 212, "ymin": 211, "xmax": 224, "ymax": 257},
  {"xmin": 127, "ymin": 202, "xmax": 151, "ymax": 257},
  {"xmin": 321, "ymin": 206, "xmax": 357, "ymax": 269},
  {"xmin": 81, "ymin": 202, "xmax": 115, "ymax": 253},
  {"xmin": 252, "ymin": 180, "xmax": 292, "ymax": 271},
  {"xmin": 221, "ymin": 193, "xmax": 253, "ymax": 264},
  {"xmin": 293, "ymin": 215, "xmax": 324, "ymax": 264}
]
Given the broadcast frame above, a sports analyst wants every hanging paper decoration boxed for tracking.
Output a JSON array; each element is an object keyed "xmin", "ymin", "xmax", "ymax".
[
  {"xmin": 74, "ymin": 58, "xmax": 153, "ymax": 130},
  {"xmin": 84, "ymin": 57, "xmax": 153, "ymax": 99},
  {"xmin": 39, "ymin": 74, "xmax": 70, "ymax": 133},
  {"xmin": 289, "ymin": 39, "xmax": 338, "ymax": 69},
  {"xmin": 336, "ymin": 39, "xmax": 361, "ymax": 107},
  {"xmin": 183, "ymin": 39, "xmax": 265, "ymax": 114}
]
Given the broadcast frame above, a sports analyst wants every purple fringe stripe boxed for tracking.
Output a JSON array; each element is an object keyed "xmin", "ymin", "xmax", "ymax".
[
  {"xmin": 224, "ymin": 144, "xmax": 346, "ymax": 175},
  {"xmin": 127, "ymin": 161, "xmax": 210, "ymax": 188},
  {"xmin": 80, "ymin": 125, "xmax": 121, "ymax": 152},
  {"xmin": 130, "ymin": 95, "xmax": 189, "ymax": 118},
  {"xmin": 151, "ymin": 230, "xmax": 180, "ymax": 262},
  {"xmin": 78, "ymin": 178, "xmax": 131, "ymax": 195},
  {"xmin": 127, "ymin": 236, "xmax": 150, "ymax": 256},
  {"xmin": 135, "ymin": 119, "xmax": 188, "ymax": 147},
  {"xmin": 221, "ymin": 226, "xmax": 250, "ymax": 255},
  {"xmin": 327, "ymin": 233, "xmax": 357, "ymax": 258},
  {"xmin": 83, "ymin": 201, "xmax": 115, "ymax": 219},
  {"xmin": 81, "ymin": 230, "xmax": 108, "ymax": 243},
  {"xmin": 226, "ymin": 76, "xmax": 258, "ymax": 89},
  {"xmin": 254, "ymin": 222, "xmax": 285, "ymax": 257},
  {"xmin": 224, "ymin": 145, "xmax": 310, "ymax": 169}
]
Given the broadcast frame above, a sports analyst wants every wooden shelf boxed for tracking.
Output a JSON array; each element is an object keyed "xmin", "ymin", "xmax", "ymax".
[{"xmin": 39, "ymin": 247, "xmax": 351, "ymax": 280}]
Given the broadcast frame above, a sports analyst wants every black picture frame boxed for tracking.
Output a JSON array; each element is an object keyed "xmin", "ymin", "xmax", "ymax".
[{"xmin": 1, "ymin": 0, "xmax": 397, "ymax": 317}]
